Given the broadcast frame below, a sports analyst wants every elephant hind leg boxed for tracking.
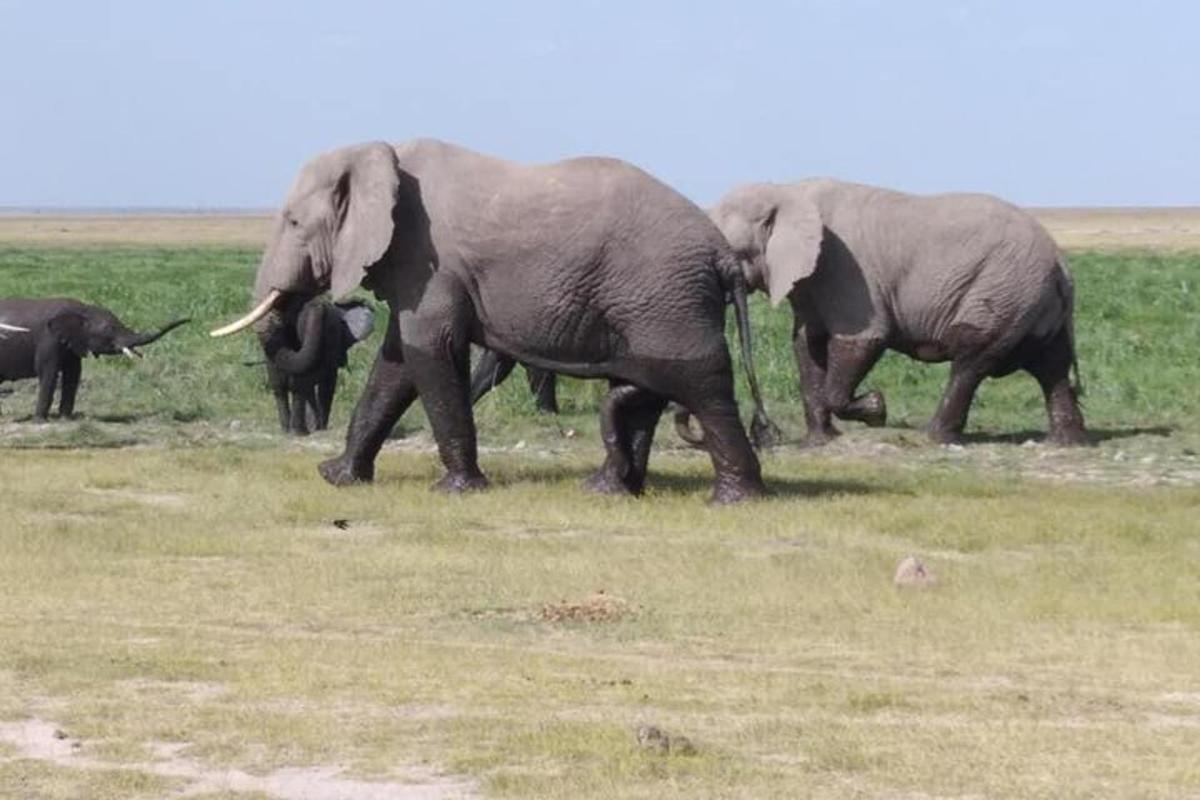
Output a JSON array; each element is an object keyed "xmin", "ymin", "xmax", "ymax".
[
  {"xmin": 1024, "ymin": 328, "xmax": 1088, "ymax": 446},
  {"xmin": 583, "ymin": 383, "xmax": 667, "ymax": 496},
  {"xmin": 823, "ymin": 336, "xmax": 888, "ymax": 430}
]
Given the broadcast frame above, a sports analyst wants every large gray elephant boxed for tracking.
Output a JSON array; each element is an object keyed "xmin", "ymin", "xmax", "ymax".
[
  {"xmin": 212, "ymin": 139, "xmax": 773, "ymax": 502},
  {"xmin": 0, "ymin": 298, "xmax": 189, "ymax": 419},
  {"xmin": 709, "ymin": 180, "xmax": 1087, "ymax": 446},
  {"xmin": 257, "ymin": 295, "xmax": 375, "ymax": 435}
]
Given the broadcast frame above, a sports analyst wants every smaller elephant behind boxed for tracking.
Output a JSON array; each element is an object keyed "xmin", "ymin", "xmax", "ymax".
[
  {"xmin": 256, "ymin": 295, "xmax": 375, "ymax": 435},
  {"xmin": 0, "ymin": 298, "xmax": 189, "ymax": 420}
]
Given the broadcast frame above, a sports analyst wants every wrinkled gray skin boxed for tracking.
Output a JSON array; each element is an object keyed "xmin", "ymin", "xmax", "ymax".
[
  {"xmin": 0, "ymin": 298, "xmax": 189, "ymax": 420},
  {"xmin": 241, "ymin": 139, "xmax": 772, "ymax": 502},
  {"xmin": 256, "ymin": 296, "xmax": 375, "ymax": 435},
  {"xmin": 710, "ymin": 180, "xmax": 1087, "ymax": 446},
  {"xmin": 469, "ymin": 349, "xmax": 558, "ymax": 414}
]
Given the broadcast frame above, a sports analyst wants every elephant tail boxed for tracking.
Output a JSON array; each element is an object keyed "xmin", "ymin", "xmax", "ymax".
[
  {"xmin": 675, "ymin": 268, "xmax": 782, "ymax": 450},
  {"xmin": 1056, "ymin": 254, "xmax": 1085, "ymax": 399}
]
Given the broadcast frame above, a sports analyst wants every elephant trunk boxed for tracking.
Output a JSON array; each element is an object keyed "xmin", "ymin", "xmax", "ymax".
[
  {"xmin": 260, "ymin": 302, "xmax": 325, "ymax": 375},
  {"xmin": 126, "ymin": 317, "xmax": 191, "ymax": 348}
]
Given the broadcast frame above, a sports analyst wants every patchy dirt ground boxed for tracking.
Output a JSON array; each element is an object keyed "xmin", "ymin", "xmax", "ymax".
[{"xmin": 0, "ymin": 718, "xmax": 476, "ymax": 799}]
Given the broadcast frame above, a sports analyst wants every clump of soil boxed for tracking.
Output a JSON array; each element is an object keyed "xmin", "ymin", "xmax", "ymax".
[{"xmin": 540, "ymin": 590, "xmax": 635, "ymax": 623}]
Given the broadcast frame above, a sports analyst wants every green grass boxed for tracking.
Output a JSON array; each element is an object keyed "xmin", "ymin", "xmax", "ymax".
[
  {"xmin": 1, "ymin": 244, "xmax": 1199, "ymax": 798},
  {"xmin": 1, "ymin": 247, "xmax": 1197, "ymax": 439}
]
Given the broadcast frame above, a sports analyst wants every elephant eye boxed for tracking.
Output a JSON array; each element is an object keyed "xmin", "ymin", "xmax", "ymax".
[{"xmin": 288, "ymin": 217, "xmax": 300, "ymax": 228}]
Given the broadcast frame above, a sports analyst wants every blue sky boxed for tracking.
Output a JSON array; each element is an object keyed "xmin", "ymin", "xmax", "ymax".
[{"xmin": 1, "ymin": 1, "xmax": 1195, "ymax": 208}]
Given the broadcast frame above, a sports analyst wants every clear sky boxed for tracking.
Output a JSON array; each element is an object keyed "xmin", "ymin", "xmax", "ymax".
[{"xmin": 1, "ymin": 0, "xmax": 1195, "ymax": 208}]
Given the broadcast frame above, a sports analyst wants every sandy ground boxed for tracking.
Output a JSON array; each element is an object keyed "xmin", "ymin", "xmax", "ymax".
[{"xmin": 2, "ymin": 208, "xmax": 1200, "ymax": 251}]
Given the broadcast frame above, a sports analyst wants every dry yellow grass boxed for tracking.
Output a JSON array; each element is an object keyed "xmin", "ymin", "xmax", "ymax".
[
  {"xmin": 0, "ymin": 213, "xmax": 272, "ymax": 247},
  {"xmin": 1031, "ymin": 207, "xmax": 1200, "ymax": 251},
  {"xmin": 4, "ymin": 207, "xmax": 1200, "ymax": 251}
]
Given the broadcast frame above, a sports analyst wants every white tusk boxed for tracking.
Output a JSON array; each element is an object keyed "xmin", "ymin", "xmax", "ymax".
[
  {"xmin": 209, "ymin": 289, "xmax": 284, "ymax": 338},
  {"xmin": 121, "ymin": 346, "xmax": 142, "ymax": 360},
  {"xmin": 0, "ymin": 322, "xmax": 28, "ymax": 332}
]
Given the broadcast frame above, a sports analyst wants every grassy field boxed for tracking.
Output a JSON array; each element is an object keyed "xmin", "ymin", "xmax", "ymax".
[{"xmin": 1, "ymin": 220, "xmax": 1199, "ymax": 798}]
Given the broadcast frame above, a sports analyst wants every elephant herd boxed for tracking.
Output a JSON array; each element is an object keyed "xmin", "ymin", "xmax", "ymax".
[{"xmin": 1, "ymin": 138, "xmax": 1088, "ymax": 503}]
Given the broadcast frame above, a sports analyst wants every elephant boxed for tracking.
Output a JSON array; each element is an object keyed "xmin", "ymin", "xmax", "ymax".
[
  {"xmin": 211, "ymin": 138, "xmax": 774, "ymax": 502},
  {"xmin": 469, "ymin": 348, "xmax": 559, "ymax": 414},
  {"xmin": 0, "ymin": 298, "xmax": 189, "ymax": 420},
  {"xmin": 257, "ymin": 295, "xmax": 375, "ymax": 435},
  {"xmin": 708, "ymin": 179, "xmax": 1087, "ymax": 446}
]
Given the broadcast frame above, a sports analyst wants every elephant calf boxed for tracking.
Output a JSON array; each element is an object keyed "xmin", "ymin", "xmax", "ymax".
[
  {"xmin": 710, "ymin": 179, "xmax": 1087, "ymax": 446},
  {"xmin": 0, "ymin": 298, "xmax": 189, "ymax": 420},
  {"xmin": 256, "ymin": 295, "xmax": 375, "ymax": 435}
]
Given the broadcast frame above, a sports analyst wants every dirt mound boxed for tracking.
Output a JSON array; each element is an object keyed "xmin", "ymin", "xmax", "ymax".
[{"xmin": 540, "ymin": 590, "xmax": 635, "ymax": 623}]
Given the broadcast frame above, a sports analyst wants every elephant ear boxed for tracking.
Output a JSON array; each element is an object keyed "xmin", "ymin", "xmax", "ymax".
[
  {"xmin": 763, "ymin": 199, "xmax": 825, "ymax": 307},
  {"xmin": 331, "ymin": 143, "xmax": 401, "ymax": 300},
  {"xmin": 47, "ymin": 312, "xmax": 91, "ymax": 357},
  {"xmin": 335, "ymin": 301, "xmax": 376, "ymax": 343}
]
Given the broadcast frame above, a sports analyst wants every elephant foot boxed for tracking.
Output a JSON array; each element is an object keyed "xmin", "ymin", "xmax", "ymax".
[
  {"xmin": 709, "ymin": 477, "xmax": 767, "ymax": 505},
  {"xmin": 318, "ymin": 456, "xmax": 374, "ymax": 486},
  {"xmin": 582, "ymin": 468, "xmax": 636, "ymax": 496},
  {"xmin": 799, "ymin": 426, "xmax": 840, "ymax": 448},
  {"xmin": 289, "ymin": 428, "xmax": 311, "ymax": 437},
  {"xmin": 859, "ymin": 391, "xmax": 887, "ymax": 428},
  {"xmin": 433, "ymin": 470, "xmax": 489, "ymax": 494},
  {"xmin": 1047, "ymin": 427, "xmax": 1090, "ymax": 447},
  {"xmin": 926, "ymin": 425, "xmax": 963, "ymax": 445},
  {"xmin": 535, "ymin": 402, "xmax": 560, "ymax": 415}
]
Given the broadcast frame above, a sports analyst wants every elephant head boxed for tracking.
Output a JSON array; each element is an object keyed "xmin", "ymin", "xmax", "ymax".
[
  {"xmin": 710, "ymin": 183, "xmax": 825, "ymax": 307},
  {"xmin": 49, "ymin": 309, "xmax": 190, "ymax": 359},
  {"xmin": 257, "ymin": 296, "xmax": 375, "ymax": 375},
  {"xmin": 211, "ymin": 142, "xmax": 407, "ymax": 339}
]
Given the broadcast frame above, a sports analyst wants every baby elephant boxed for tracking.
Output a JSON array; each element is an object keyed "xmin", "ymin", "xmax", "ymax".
[
  {"xmin": 256, "ymin": 295, "xmax": 375, "ymax": 435},
  {"xmin": 0, "ymin": 297, "xmax": 189, "ymax": 420}
]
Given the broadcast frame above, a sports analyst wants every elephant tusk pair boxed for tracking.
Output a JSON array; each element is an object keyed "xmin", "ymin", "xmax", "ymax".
[
  {"xmin": 121, "ymin": 346, "xmax": 142, "ymax": 360},
  {"xmin": 209, "ymin": 289, "xmax": 283, "ymax": 338}
]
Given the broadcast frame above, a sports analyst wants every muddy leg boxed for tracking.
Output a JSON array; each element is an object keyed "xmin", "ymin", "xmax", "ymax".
[
  {"xmin": 1025, "ymin": 329, "xmax": 1088, "ymax": 446},
  {"xmin": 319, "ymin": 311, "xmax": 419, "ymax": 486},
  {"xmin": 792, "ymin": 322, "xmax": 838, "ymax": 446},
  {"xmin": 583, "ymin": 383, "xmax": 643, "ymax": 496},
  {"xmin": 824, "ymin": 336, "xmax": 887, "ymax": 428},
  {"xmin": 57, "ymin": 354, "xmax": 81, "ymax": 418},
  {"xmin": 401, "ymin": 273, "xmax": 487, "ymax": 493},
  {"xmin": 928, "ymin": 359, "xmax": 990, "ymax": 444}
]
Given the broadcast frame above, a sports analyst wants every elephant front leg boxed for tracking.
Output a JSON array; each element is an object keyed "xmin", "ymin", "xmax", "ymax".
[
  {"xmin": 793, "ymin": 324, "xmax": 839, "ymax": 446},
  {"xmin": 32, "ymin": 341, "xmax": 62, "ymax": 421},
  {"xmin": 400, "ymin": 274, "xmax": 487, "ymax": 493},
  {"xmin": 57, "ymin": 355, "xmax": 82, "ymax": 419},
  {"xmin": 319, "ymin": 316, "xmax": 418, "ymax": 486},
  {"xmin": 824, "ymin": 336, "xmax": 888, "ymax": 430}
]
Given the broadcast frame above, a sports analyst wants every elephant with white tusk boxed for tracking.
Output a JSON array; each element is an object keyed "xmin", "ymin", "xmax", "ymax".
[
  {"xmin": 708, "ymin": 179, "xmax": 1087, "ymax": 446},
  {"xmin": 0, "ymin": 298, "xmax": 189, "ymax": 420},
  {"xmin": 212, "ymin": 139, "xmax": 774, "ymax": 502}
]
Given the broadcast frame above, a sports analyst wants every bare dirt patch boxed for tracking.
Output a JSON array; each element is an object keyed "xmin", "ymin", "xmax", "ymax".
[
  {"xmin": 540, "ymin": 590, "xmax": 636, "ymax": 623},
  {"xmin": 0, "ymin": 717, "xmax": 476, "ymax": 799}
]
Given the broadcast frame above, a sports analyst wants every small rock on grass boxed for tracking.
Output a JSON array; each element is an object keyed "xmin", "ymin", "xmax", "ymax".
[{"xmin": 894, "ymin": 555, "xmax": 938, "ymax": 589}]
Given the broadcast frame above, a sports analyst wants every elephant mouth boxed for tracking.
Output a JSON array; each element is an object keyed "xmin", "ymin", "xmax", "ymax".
[{"xmin": 210, "ymin": 289, "xmax": 285, "ymax": 338}]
